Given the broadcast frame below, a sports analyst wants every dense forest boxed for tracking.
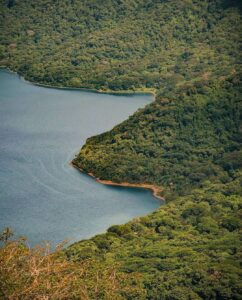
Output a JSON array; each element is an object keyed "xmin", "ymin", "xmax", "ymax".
[
  {"xmin": 0, "ymin": 0, "xmax": 242, "ymax": 299},
  {"xmin": 0, "ymin": 0, "xmax": 241, "ymax": 92}
]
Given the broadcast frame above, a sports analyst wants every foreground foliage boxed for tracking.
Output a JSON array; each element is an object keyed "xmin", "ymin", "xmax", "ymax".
[
  {"xmin": 0, "ymin": 0, "xmax": 242, "ymax": 299},
  {"xmin": 0, "ymin": 230, "xmax": 144, "ymax": 299}
]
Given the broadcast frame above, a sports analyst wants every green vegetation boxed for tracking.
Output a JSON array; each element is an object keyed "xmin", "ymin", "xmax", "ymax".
[
  {"xmin": 74, "ymin": 75, "xmax": 242, "ymax": 200},
  {"xmin": 0, "ymin": 0, "xmax": 242, "ymax": 299},
  {"xmin": 0, "ymin": 0, "xmax": 241, "ymax": 92}
]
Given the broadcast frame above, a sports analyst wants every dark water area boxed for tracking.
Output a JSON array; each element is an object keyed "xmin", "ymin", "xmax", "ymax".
[{"xmin": 0, "ymin": 69, "xmax": 160, "ymax": 247}]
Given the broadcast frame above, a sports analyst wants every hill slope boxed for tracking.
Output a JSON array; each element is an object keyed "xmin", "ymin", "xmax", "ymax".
[{"xmin": 73, "ymin": 75, "xmax": 242, "ymax": 199}]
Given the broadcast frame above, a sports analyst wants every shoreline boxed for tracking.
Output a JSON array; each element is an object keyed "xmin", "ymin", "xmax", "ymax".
[
  {"xmin": 2, "ymin": 65, "xmax": 162, "ymax": 195},
  {"xmin": 0, "ymin": 67, "xmax": 156, "ymax": 98},
  {"xmin": 1, "ymin": 67, "xmax": 161, "ymax": 199},
  {"xmin": 71, "ymin": 162, "xmax": 165, "ymax": 202},
  {"xmin": 1, "ymin": 67, "xmax": 161, "ymax": 200}
]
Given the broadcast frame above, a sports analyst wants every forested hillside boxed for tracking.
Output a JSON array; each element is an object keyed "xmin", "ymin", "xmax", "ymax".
[
  {"xmin": 0, "ymin": 0, "xmax": 241, "ymax": 92},
  {"xmin": 0, "ymin": 0, "xmax": 242, "ymax": 299},
  {"xmin": 74, "ymin": 75, "xmax": 241, "ymax": 199}
]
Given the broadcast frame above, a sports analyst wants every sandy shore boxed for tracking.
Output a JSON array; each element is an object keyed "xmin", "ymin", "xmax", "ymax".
[{"xmin": 71, "ymin": 162, "xmax": 165, "ymax": 202}]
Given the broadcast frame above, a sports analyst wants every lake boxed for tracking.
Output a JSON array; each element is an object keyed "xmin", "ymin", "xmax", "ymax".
[{"xmin": 0, "ymin": 69, "xmax": 160, "ymax": 247}]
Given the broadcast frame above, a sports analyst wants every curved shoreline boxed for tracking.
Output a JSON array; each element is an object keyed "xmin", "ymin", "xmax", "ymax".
[
  {"xmin": 1, "ymin": 67, "xmax": 161, "ymax": 200},
  {"xmin": 2, "ymin": 66, "xmax": 161, "ymax": 200},
  {"xmin": 71, "ymin": 162, "xmax": 165, "ymax": 202},
  {"xmin": 0, "ymin": 67, "xmax": 156, "ymax": 98}
]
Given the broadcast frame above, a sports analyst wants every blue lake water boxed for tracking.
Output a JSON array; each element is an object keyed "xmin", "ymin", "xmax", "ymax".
[{"xmin": 0, "ymin": 69, "xmax": 160, "ymax": 247}]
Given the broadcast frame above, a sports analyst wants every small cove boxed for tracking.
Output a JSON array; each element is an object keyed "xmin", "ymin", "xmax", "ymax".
[{"xmin": 0, "ymin": 69, "xmax": 161, "ymax": 247}]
